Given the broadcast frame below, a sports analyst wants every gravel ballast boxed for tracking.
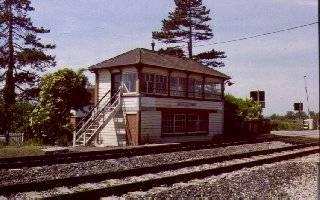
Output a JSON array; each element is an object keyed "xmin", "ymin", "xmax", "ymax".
[
  {"xmin": 119, "ymin": 153, "xmax": 319, "ymax": 199},
  {"xmin": 9, "ymin": 146, "xmax": 316, "ymax": 199},
  {"xmin": 0, "ymin": 141, "xmax": 291, "ymax": 187}
]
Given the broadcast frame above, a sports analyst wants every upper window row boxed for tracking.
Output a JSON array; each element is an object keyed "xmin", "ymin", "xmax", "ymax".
[{"xmin": 122, "ymin": 72, "xmax": 222, "ymax": 99}]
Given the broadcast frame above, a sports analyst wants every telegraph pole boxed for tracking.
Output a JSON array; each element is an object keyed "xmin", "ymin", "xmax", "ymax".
[{"xmin": 303, "ymin": 75, "xmax": 310, "ymax": 117}]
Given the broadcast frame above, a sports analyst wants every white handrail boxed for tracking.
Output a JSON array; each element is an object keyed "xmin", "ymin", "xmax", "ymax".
[{"xmin": 73, "ymin": 86, "xmax": 124, "ymax": 146}]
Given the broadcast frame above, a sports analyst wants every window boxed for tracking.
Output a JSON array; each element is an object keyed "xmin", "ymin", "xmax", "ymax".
[
  {"xmin": 213, "ymin": 82, "xmax": 222, "ymax": 95},
  {"xmin": 141, "ymin": 73, "xmax": 155, "ymax": 93},
  {"xmin": 170, "ymin": 76, "xmax": 187, "ymax": 97},
  {"xmin": 174, "ymin": 114, "xmax": 186, "ymax": 132},
  {"xmin": 204, "ymin": 81, "xmax": 214, "ymax": 98},
  {"xmin": 204, "ymin": 81, "xmax": 222, "ymax": 99},
  {"xmin": 162, "ymin": 113, "xmax": 174, "ymax": 133},
  {"xmin": 122, "ymin": 73, "xmax": 137, "ymax": 92},
  {"xmin": 188, "ymin": 78, "xmax": 203, "ymax": 98},
  {"xmin": 141, "ymin": 73, "xmax": 168, "ymax": 94},
  {"xmin": 155, "ymin": 75, "xmax": 168, "ymax": 94},
  {"xmin": 187, "ymin": 114, "xmax": 208, "ymax": 132},
  {"xmin": 162, "ymin": 111, "xmax": 208, "ymax": 135}
]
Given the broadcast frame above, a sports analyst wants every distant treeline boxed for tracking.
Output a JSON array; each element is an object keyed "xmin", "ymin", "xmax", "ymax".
[{"xmin": 268, "ymin": 111, "xmax": 319, "ymax": 131}]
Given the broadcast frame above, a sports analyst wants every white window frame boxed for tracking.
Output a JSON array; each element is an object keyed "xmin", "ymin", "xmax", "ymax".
[
  {"xmin": 122, "ymin": 72, "xmax": 137, "ymax": 93},
  {"xmin": 170, "ymin": 76, "xmax": 187, "ymax": 97}
]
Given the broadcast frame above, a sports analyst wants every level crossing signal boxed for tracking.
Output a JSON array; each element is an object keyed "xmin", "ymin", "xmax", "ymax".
[
  {"xmin": 250, "ymin": 91, "xmax": 265, "ymax": 108},
  {"xmin": 293, "ymin": 103, "xmax": 303, "ymax": 111}
]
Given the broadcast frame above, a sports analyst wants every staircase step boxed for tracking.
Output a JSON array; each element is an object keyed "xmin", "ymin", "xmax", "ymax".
[
  {"xmin": 74, "ymin": 93, "xmax": 121, "ymax": 146},
  {"xmin": 89, "ymin": 124, "xmax": 99, "ymax": 128},
  {"xmin": 115, "ymin": 130, "xmax": 126, "ymax": 134},
  {"xmin": 113, "ymin": 117, "xmax": 125, "ymax": 121},
  {"xmin": 86, "ymin": 129, "xmax": 96, "ymax": 133}
]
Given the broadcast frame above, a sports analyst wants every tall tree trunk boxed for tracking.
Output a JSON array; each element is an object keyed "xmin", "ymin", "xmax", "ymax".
[
  {"xmin": 4, "ymin": 5, "xmax": 15, "ymax": 106},
  {"xmin": 3, "ymin": 4, "xmax": 15, "ymax": 132},
  {"xmin": 187, "ymin": 0, "xmax": 193, "ymax": 59},
  {"xmin": 188, "ymin": 29, "xmax": 193, "ymax": 59}
]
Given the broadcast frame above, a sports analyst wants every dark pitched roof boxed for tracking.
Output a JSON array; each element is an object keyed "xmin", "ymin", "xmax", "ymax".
[{"xmin": 90, "ymin": 48, "xmax": 230, "ymax": 79}]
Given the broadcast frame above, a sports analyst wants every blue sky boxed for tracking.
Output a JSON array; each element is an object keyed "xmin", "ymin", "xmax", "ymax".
[{"xmin": 30, "ymin": 0, "xmax": 318, "ymax": 116}]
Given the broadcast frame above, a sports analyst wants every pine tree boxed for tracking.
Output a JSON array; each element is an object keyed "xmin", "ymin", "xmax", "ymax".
[
  {"xmin": 158, "ymin": 47, "xmax": 186, "ymax": 58},
  {"xmin": 193, "ymin": 49, "xmax": 226, "ymax": 68},
  {"xmin": 153, "ymin": 0, "xmax": 226, "ymax": 67},
  {"xmin": 0, "ymin": 0, "xmax": 55, "ymax": 131}
]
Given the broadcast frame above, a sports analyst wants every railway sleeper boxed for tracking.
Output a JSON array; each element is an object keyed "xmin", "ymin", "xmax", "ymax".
[{"xmin": 0, "ymin": 142, "xmax": 318, "ymax": 197}]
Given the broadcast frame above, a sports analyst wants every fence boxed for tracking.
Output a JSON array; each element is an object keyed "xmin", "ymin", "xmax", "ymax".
[
  {"xmin": 242, "ymin": 119, "xmax": 271, "ymax": 135},
  {"xmin": 224, "ymin": 119, "xmax": 271, "ymax": 137},
  {"xmin": 0, "ymin": 133, "xmax": 24, "ymax": 146}
]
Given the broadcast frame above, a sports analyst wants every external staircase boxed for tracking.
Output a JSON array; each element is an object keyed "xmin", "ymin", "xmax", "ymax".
[{"xmin": 73, "ymin": 87, "xmax": 123, "ymax": 146}]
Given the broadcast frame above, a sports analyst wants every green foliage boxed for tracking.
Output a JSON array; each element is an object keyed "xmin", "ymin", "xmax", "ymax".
[
  {"xmin": 285, "ymin": 111, "xmax": 296, "ymax": 120},
  {"xmin": 29, "ymin": 68, "xmax": 90, "ymax": 145},
  {"xmin": 270, "ymin": 120, "xmax": 303, "ymax": 131},
  {"xmin": 268, "ymin": 110, "xmax": 319, "ymax": 130},
  {"xmin": 0, "ymin": 140, "xmax": 6, "ymax": 148},
  {"xmin": 0, "ymin": 0, "xmax": 55, "ymax": 132},
  {"xmin": 23, "ymin": 138, "xmax": 43, "ymax": 146},
  {"xmin": 0, "ymin": 99, "xmax": 35, "ymax": 134},
  {"xmin": 224, "ymin": 94, "xmax": 262, "ymax": 120},
  {"xmin": 271, "ymin": 111, "xmax": 308, "ymax": 120},
  {"xmin": 193, "ymin": 49, "xmax": 227, "ymax": 68},
  {"xmin": 152, "ymin": 0, "xmax": 226, "ymax": 67},
  {"xmin": 224, "ymin": 94, "xmax": 263, "ymax": 136},
  {"xmin": 0, "ymin": 145, "xmax": 44, "ymax": 158},
  {"xmin": 157, "ymin": 47, "xmax": 186, "ymax": 58},
  {"xmin": 153, "ymin": 0, "xmax": 213, "ymax": 45}
]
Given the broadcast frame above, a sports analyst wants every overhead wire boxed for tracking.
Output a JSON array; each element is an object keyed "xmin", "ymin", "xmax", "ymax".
[{"xmin": 175, "ymin": 21, "xmax": 318, "ymax": 48}]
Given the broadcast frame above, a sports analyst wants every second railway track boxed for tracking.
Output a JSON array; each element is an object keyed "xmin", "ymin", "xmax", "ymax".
[
  {"xmin": 1, "ymin": 142, "xmax": 318, "ymax": 199},
  {"xmin": 0, "ymin": 138, "xmax": 273, "ymax": 169}
]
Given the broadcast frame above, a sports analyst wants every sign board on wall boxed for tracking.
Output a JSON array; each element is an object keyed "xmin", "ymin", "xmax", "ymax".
[{"xmin": 176, "ymin": 102, "xmax": 196, "ymax": 107}]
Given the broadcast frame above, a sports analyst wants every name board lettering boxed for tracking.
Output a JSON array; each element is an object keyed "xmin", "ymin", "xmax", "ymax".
[{"xmin": 177, "ymin": 102, "xmax": 196, "ymax": 107}]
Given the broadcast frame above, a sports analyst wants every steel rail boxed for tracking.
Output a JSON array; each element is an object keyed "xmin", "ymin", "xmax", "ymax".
[
  {"xmin": 0, "ymin": 142, "xmax": 318, "ymax": 196},
  {"xmin": 0, "ymin": 138, "xmax": 272, "ymax": 169},
  {"xmin": 44, "ymin": 146, "xmax": 319, "ymax": 200}
]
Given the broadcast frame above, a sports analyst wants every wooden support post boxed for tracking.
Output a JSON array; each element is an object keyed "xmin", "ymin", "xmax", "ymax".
[
  {"xmin": 201, "ymin": 75, "xmax": 205, "ymax": 100},
  {"xmin": 186, "ymin": 73, "xmax": 190, "ymax": 98},
  {"xmin": 136, "ymin": 65, "xmax": 142, "ymax": 94},
  {"xmin": 95, "ymin": 71, "xmax": 99, "ymax": 105},
  {"xmin": 168, "ymin": 70, "xmax": 172, "ymax": 97}
]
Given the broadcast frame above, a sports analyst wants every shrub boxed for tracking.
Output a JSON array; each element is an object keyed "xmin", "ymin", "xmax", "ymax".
[
  {"xmin": 29, "ymin": 68, "xmax": 90, "ymax": 145},
  {"xmin": 271, "ymin": 120, "xmax": 303, "ymax": 131},
  {"xmin": 23, "ymin": 138, "xmax": 43, "ymax": 146},
  {"xmin": 224, "ymin": 94, "xmax": 263, "ymax": 136}
]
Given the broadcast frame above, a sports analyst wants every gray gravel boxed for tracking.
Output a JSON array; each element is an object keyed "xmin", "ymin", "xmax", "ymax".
[
  {"xmin": 120, "ymin": 154, "xmax": 319, "ymax": 199},
  {"xmin": 8, "ymin": 147, "xmax": 317, "ymax": 199},
  {"xmin": 0, "ymin": 141, "xmax": 291, "ymax": 187}
]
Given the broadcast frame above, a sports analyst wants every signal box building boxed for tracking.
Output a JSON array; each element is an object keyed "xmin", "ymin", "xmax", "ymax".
[{"xmin": 73, "ymin": 48, "xmax": 230, "ymax": 147}]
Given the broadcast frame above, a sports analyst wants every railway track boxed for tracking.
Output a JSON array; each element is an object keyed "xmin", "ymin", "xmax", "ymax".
[
  {"xmin": 1, "ymin": 142, "xmax": 318, "ymax": 199},
  {"xmin": 0, "ymin": 138, "xmax": 272, "ymax": 169}
]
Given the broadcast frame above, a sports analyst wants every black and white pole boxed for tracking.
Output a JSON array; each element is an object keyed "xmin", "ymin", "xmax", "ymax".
[{"xmin": 303, "ymin": 75, "xmax": 310, "ymax": 117}]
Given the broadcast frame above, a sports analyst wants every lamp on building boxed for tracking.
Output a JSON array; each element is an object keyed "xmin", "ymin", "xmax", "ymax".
[{"xmin": 225, "ymin": 80, "xmax": 234, "ymax": 86}]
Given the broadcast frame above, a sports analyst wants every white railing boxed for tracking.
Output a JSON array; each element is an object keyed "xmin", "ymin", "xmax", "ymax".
[{"xmin": 73, "ymin": 85, "xmax": 125, "ymax": 146}]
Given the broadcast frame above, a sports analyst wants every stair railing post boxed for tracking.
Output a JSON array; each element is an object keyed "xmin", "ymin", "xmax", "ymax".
[
  {"xmin": 84, "ymin": 132, "xmax": 86, "ymax": 145},
  {"xmin": 73, "ymin": 131, "xmax": 76, "ymax": 146}
]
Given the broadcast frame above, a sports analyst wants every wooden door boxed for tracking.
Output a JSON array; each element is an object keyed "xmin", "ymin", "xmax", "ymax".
[{"xmin": 126, "ymin": 114, "xmax": 139, "ymax": 145}]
